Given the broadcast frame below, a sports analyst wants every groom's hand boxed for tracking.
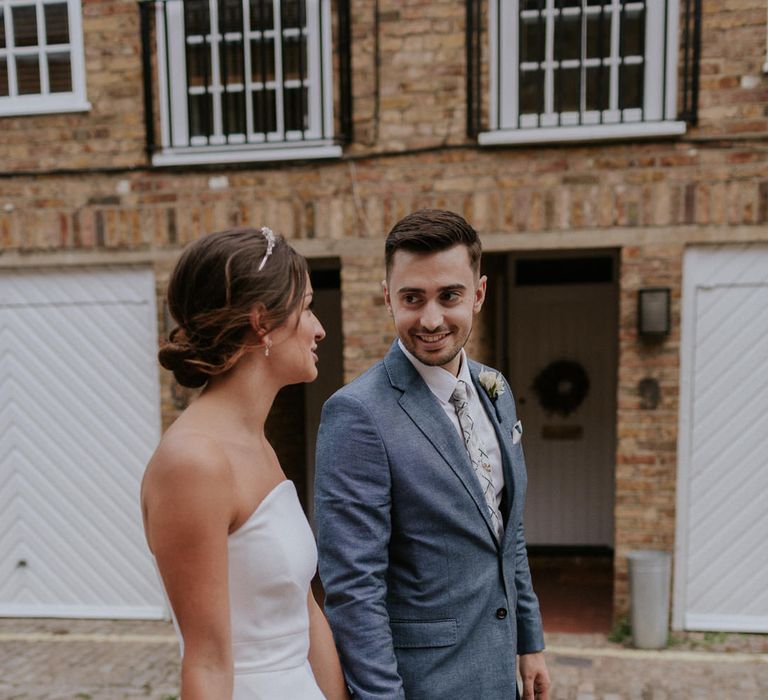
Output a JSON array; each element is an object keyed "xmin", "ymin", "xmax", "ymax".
[{"xmin": 519, "ymin": 651, "xmax": 550, "ymax": 699}]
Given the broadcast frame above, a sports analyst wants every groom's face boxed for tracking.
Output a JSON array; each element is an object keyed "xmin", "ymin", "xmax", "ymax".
[{"xmin": 383, "ymin": 244, "xmax": 486, "ymax": 376}]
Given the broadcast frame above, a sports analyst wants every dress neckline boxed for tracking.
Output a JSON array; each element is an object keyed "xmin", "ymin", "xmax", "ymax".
[{"xmin": 229, "ymin": 480, "xmax": 294, "ymax": 538}]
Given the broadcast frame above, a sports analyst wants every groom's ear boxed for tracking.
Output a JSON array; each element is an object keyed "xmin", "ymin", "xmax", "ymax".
[
  {"xmin": 473, "ymin": 275, "xmax": 487, "ymax": 313},
  {"xmin": 382, "ymin": 280, "xmax": 393, "ymax": 315}
]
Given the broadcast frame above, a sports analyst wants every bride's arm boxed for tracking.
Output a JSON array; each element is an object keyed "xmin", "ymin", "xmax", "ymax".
[
  {"xmin": 307, "ymin": 590, "xmax": 351, "ymax": 700},
  {"xmin": 143, "ymin": 437, "xmax": 235, "ymax": 700}
]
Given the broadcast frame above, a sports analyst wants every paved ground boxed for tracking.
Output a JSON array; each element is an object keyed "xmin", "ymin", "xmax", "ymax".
[{"xmin": 1, "ymin": 620, "xmax": 767, "ymax": 699}]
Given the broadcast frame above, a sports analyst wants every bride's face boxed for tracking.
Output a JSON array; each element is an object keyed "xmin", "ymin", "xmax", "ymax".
[{"xmin": 268, "ymin": 277, "xmax": 326, "ymax": 384}]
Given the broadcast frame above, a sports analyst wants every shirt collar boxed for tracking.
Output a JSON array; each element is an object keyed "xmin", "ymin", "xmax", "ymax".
[{"xmin": 397, "ymin": 339, "xmax": 475, "ymax": 404}]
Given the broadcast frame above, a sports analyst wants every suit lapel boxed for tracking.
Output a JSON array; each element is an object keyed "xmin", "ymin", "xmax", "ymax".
[
  {"xmin": 469, "ymin": 363, "xmax": 518, "ymax": 547},
  {"xmin": 384, "ymin": 343, "xmax": 497, "ymax": 540}
]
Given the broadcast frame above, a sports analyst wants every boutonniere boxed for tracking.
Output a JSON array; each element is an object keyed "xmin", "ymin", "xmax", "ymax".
[{"xmin": 478, "ymin": 369, "xmax": 506, "ymax": 401}]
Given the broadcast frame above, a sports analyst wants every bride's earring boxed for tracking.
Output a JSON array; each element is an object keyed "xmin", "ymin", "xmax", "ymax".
[{"xmin": 264, "ymin": 338, "xmax": 272, "ymax": 357}]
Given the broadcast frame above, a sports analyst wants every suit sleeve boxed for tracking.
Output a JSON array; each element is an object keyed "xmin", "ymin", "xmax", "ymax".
[
  {"xmin": 504, "ymin": 383, "xmax": 546, "ymax": 656},
  {"xmin": 314, "ymin": 393, "xmax": 406, "ymax": 699},
  {"xmin": 513, "ymin": 517, "xmax": 546, "ymax": 654}
]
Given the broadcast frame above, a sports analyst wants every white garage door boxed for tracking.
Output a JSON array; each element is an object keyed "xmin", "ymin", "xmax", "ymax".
[
  {"xmin": 0, "ymin": 268, "xmax": 165, "ymax": 618},
  {"xmin": 674, "ymin": 246, "xmax": 768, "ymax": 632}
]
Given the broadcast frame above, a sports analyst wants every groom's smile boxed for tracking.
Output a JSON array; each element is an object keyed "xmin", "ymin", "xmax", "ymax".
[{"xmin": 383, "ymin": 244, "xmax": 487, "ymax": 376}]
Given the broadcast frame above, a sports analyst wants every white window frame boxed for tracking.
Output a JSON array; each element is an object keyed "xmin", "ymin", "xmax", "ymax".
[
  {"xmin": 0, "ymin": 0, "xmax": 89, "ymax": 116},
  {"xmin": 480, "ymin": 0, "xmax": 685, "ymax": 145},
  {"xmin": 153, "ymin": 0, "xmax": 340, "ymax": 166}
]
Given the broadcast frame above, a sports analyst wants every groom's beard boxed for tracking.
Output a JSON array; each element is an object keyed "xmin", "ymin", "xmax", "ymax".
[{"xmin": 402, "ymin": 325, "xmax": 471, "ymax": 369}]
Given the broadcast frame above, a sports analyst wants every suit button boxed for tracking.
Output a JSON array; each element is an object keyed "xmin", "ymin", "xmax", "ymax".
[{"xmin": 496, "ymin": 607, "xmax": 508, "ymax": 620}]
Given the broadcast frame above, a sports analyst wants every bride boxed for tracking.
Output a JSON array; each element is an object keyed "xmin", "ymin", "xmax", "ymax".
[{"xmin": 141, "ymin": 227, "xmax": 348, "ymax": 699}]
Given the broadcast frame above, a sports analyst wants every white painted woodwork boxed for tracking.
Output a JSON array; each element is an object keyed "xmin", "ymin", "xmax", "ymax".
[
  {"xmin": 487, "ymin": 0, "xmax": 680, "ymax": 136},
  {"xmin": 508, "ymin": 279, "xmax": 617, "ymax": 546},
  {"xmin": 0, "ymin": 268, "xmax": 165, "ymax": 618},
  {"xmin": 0, "ymin": 0, "xmax": 89, "ymax": 117},
  {"xmin": 674, "ymin": 245, "xmax": 768, "ymax": 632},
  {"xmin": 155, "ymin": 0, "xmax": 336, "ymax": 161}
]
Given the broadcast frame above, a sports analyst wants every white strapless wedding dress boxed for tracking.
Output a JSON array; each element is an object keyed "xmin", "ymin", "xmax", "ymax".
[{"xmin": 165, "ymin": 480, "xmax": 326, "ymax": 698}]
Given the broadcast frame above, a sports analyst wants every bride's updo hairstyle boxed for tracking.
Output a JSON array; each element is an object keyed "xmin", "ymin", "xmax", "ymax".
[{"xmin": 159, "ymin": 227, "xmax": 308, "ymax": 388}]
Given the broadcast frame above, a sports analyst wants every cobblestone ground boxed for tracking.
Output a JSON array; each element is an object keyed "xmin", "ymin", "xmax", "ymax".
[
  {"xmin": 544, "ymin": 632, "xmax": 768, "ymax": 700},
  {"xmin": 0, "ymin": 620, "xmax": 766, "ymax": 699},
  {"xmin": 0, "ymin": 620, "xmax": 179, "ymax": 700}
]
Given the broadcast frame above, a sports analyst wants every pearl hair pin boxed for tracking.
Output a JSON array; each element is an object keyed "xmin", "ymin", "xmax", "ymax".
[{"xmin": 258, "ymin": 227, "xmax": 276, "ymax": 271}]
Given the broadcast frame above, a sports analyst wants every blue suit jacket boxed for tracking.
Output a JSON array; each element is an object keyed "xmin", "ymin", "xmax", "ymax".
[{"xmin": 315, "ymin": 342, "xmax": 545, "ymax": 699}]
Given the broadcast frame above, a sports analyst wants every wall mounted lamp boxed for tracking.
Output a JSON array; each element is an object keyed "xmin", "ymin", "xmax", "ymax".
[{"xmin": 638, "ymin": 287, "xmax": 671, "ymax": 338}]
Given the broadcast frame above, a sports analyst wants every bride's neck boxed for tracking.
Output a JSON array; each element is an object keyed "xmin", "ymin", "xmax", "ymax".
[{"xmin": 199, "ymin": 353, "xmax": 280, "ymax": 432}]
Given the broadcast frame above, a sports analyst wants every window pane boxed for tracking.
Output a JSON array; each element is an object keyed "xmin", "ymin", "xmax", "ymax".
[
  {"xmin": 555, "ymin": 12, "xmax": 581, "ymax": 62},
  {"xmin": 0, "ymin": 11, "xmax": 5, "ymax": 49},
  {"xmin": 251, "ymin": 38, "xmax": 275, "ymax": 82},
  {"xmin": 184, "ymin": 0, "xmax": 210, "ymax": 37},
  {"xmin": 586, "ymin": 66, "xmax": 609, "ymax": 111},
  {"xmin": 187, "ymin": 43, "xmax": 210, "ymax": 88},
  {"xmin": 282, "ymin": 35, "xmax": 306, "ymax": 81},
  {"xmin": 45, "ymin": 2, "xmax": 70, "ymax": 45},
  {"xmin": 13, "ymin": 5, "xmax": 38, "ymax": 47},
  {"xmin": 520, "ymin": 69, "xmax": 542, "ymax": 115},
  {"xmin": 249, "ymin": 0, "xmax": 274, "ymax": 32},
  {"xmin": 621, "ymin": 8, "xmax": 644, "ymax": 57},
  {"xmin": 284, "ymin": 85, "xmax": 307, "ymax": 131},
  {"xmin": 224, "ymin": 90, "xmax": 245, "ymax": 135},
  {"xmin": 586, "ymin": 12, "xmax": 611, "ymax": 60},
  {"xmin": 189, "ymin": 92, "xmax": 213, "ymax": 138},
  {"xmin": 620, "ymin": 62, "xmax": 642, "ymax": 109},
  {"xmin": 520, "ymin": 18, "xmax": 544, "ymax": 64},
  {"xmin": 281, "ymin": 0, "xmax": 306, "ymax": 30},
  {"xmin": 220, "ymin": 0, "xmax": 243, "ymax": 34},
  {"xmin": 555, "ymin": 67, "xmax": 580, "ymax": 112},
  {"xmin": 252, "ymin": 88, "xmax": 276, "ymax": 133},
  {"xmin": 16, "ymin": 54, "xmax": 40, "ymax": 93},
  {"xmin": 47, "ymin": 51, "xmax": 72, "ymax": 92},
  {"xmin": 0, "ymin": 58, "xmax": 8, "ymax": 96},
  {"xmin": 223, "ymin": 39, "xmax": 244, "ymax": 84}
]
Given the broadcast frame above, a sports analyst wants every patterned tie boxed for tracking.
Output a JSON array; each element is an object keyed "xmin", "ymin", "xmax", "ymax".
[{"xmin": 450, "ymin": 380, "xmax": 504, "ymax": 541}]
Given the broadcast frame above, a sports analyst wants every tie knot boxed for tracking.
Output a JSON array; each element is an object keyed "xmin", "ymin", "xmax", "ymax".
[{"xmin": 450, "ymin": 380, "xmax": 469, "ymax": 406}]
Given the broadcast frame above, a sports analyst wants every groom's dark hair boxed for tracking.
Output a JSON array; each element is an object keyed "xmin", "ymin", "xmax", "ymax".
[{"xmin": 384, "ymin": 209, "xmax": 482, "ymax": 279}]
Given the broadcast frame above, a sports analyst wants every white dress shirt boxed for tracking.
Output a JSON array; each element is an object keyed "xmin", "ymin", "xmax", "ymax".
[{"xmin": 398, "ymin": 340, "xmax": 505, "ymax": 507}]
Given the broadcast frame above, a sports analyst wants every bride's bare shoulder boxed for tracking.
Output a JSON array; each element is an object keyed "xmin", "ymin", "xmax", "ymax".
[
  {"xmin": 143, "ymin": 426, "xmax": 233, "ymax": 497},
  {"xmin": 141, "ymin": 427, "xmax": 237, "ymax": 551}
]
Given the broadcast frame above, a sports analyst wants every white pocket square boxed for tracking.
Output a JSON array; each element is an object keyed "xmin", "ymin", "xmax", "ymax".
[{"xmin": 512, "ymin": 420, "xmax": 523, "ymax": 445}]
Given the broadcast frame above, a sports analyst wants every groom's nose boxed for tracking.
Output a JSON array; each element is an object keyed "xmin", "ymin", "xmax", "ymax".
[{"xmin": 420, "ymin": 301, "xmax": 444, "ymax": 331}]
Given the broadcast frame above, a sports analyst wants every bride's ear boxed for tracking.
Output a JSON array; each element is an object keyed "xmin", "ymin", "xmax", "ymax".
[{"xmin": 248, "ymin": 304, "xmax": 268, "ymax": 339}]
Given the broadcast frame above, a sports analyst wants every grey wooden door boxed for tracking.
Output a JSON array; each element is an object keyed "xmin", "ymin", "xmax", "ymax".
[{"xmin": 508, "ymin": 282, "xmax": 617, "ymax": 546}]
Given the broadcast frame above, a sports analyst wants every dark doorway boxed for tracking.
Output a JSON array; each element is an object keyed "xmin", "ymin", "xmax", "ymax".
[
  {"xmin": 482, "ymin": 251, "xmax": 619, "ymax": 632},
  {"xmin": 266, "ymin": 258, "xmax": 343, "ymax": 516}
]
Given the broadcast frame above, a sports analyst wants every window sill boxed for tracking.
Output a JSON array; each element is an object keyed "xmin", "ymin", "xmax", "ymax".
[
  {"xmin": 152, "ymin": 142, "xmax": 342, "ymax": 167},
  {"xmin": 0, "ymin": 99, "xmax": 92, "ymax": 118},
  {"xmin": 478, "ymin": 121, "xmax": 686, "ymax": 146}
]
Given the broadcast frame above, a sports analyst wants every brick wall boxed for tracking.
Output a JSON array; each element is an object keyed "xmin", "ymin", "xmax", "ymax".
[
  {"xmin": 6, "ymin": 141, "xmax": 768, "ymax": 253},
  {"xmin": 614, "ymin": 244, "xmax": 684, "ymax": 613},
  {"xmin": 4, "ymin": 0, "xmax": 146, "ymax": 172}
]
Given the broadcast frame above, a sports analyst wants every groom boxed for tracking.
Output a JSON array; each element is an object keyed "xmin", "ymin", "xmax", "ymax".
[{"xmin": 315, "ymin": 209, "xmax": 549, "ymax": 699}]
